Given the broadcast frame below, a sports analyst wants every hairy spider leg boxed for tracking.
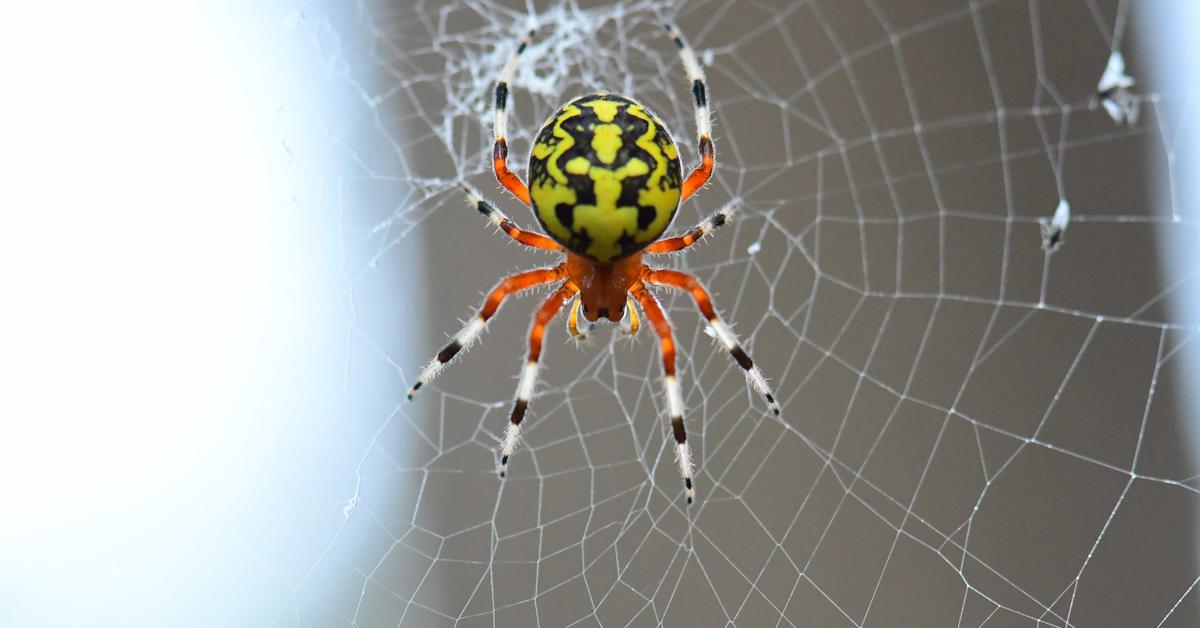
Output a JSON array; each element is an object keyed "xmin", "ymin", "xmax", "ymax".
[
  {"xmin": 645, "ymin": 202, "xmax": 735, "ymax": 255},
  {"xmin": 664, "ymin": 23, "xmax": 714, "ymax": 202},
  {"xmin": 632, "ymin": 285, "xmax": 694, "ymax": 504},
  {"xmin": 407, "ymin": 265, "xmax": 565, "ymax": 400},
  {"xmin": 493, "ymin": 29, "xmax": 535, "ymax": 205},
  {"xmin": 465, "ymin": 186, "xmax": 561, "ymax": 251},
  {"xmin": 500, "ymin": 282, "xmax": 577, "ymax": 476},
  {"xmin": 643, "ymin": 269, "xmax": 780, "ymax": 416}
]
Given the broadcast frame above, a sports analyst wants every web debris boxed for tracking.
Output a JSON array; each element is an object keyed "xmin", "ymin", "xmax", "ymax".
[
  {"xmin": 1097, "ymin": 51, "xmax": 1139, "ymax": 126},
  {"xmin": 1040, "ymin": 198, "xmax": 1071, "ymax": 252}
]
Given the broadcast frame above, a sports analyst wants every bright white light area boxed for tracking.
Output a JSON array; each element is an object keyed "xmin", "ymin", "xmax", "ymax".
[
  {"xmin": 1140, "ymin": 19, "xmax": 1200, "ymax": 373},
  {"xmin": 0, "ymin": 2, "xmax": 407, "ymax": 626},
  {"xmin": 1139, "ymin": 0, "xmax": 1200, "ymax": 566}
]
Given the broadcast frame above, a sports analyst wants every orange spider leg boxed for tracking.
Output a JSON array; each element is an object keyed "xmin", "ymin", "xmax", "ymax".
[
  {"xmin": 681, "ymin": 139, "xmax": 713, "ymax": 202},
  {"xmin": 643, "ymin": 269, "xmax": 780, "ymax": 416},
  {"xmin": 466, "ymin": 187, "xmax": 561, "ymax": 251},
  {"xmin": 493, "ymin": 30, "xmax": 534, "ymax": 205},
  {"xmin": 500, "ymin": 282, "xmax": 577, "ymax": 476},
  {"xmin": 632, "ymin": 284, "xmax": 694, "ymax": 504},
  {"xmin": 645, "ymin": 204, "xmax": 733, "ymax": 254},
  {"xmin": 665, "ymin": 23, "xmax": 715, "ymax": 202},
  {"xmin": 407, "ymin": 265, "xmax": 565, "ymax": 400},
  {"xmin": 493, "ymin": 141, "xmax": 531, "ymax": 205}
]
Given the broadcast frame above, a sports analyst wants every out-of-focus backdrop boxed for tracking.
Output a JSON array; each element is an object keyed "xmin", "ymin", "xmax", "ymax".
[{"xmin": 3, "ymin": 1, "xmax": 1199, "ymax": 626}]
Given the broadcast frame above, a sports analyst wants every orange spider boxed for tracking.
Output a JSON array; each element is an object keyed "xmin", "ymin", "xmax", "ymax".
[{"xmin": 407, "ymin": 25, "xmax": 779, "ymax": 504}]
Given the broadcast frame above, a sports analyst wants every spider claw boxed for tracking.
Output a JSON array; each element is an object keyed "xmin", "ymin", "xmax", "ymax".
[
  {"xmin": 685, "ymin": 478, "xmax": 694, "ymax": 505},
  {"xmin": 499, "ymin": 455, "xmax": 509, "ymax": 478},
  {"xmin": 568, "ymin": 322, "xmax": 591, "ymax": 343},
  {"xmin": 765, "ymin": 392, "xmax": 780, "ymax": 416}
]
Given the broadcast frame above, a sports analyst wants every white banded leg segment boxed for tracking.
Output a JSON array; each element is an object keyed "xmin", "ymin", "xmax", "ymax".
[
  {"xmin": 463, "ymin": 186, "xmax": 562, "ymax": 251},
  {"xmin": 494, "ymin": 29, "xmax": 534, "ymax": 142},
  {"xmin": 665, "ymin": 374, "xmax": 685, "ymax": 420},
  {"xmin": 465, "ymin": 186, "xmax": 506, "ymax": 227},
  {"xmin": 407, "ymin": 316, "xmax": 486, "ymax": 400},
  {"xmin": 498, "ymin": 284, "xmax": 573, "ymax": 477},
  {"xmin": 675, "ymin": 441, "xmax": 693, "ymax": 501},
  {"xmin": 664, "ymin": 23, "xmax": 711, "ymax": 139},
  {"xmin": 680, "ymin": 203, "xmax": 734, "ymax": 244},
  {"xmin": 498, "ymin": 423, "xmax": 521, "ymax": 478},
  {"xmin": 499, "ymin": 361, "xmax": 539, "ymax": 477},
  {"xmin": 708, "ymin": 203, "xmax": 735, "ymax": 231},
  {"xmin": 645, "ymin": 202, "xmax": 736, "ymax": 255},
  {"xmin": 517, "ymin": 360, "xmax": 538, "ymax": 402},
  {"xmin": 664, "ymin": 375, "xmax": 694, "ymax": 504},
  {"xmin": 709, "ymin": 320, "xmax": 780, "ymax": 416},
  {"xmin": 491, "ymin": 31, "xmax": 536, "ymax": 206}
]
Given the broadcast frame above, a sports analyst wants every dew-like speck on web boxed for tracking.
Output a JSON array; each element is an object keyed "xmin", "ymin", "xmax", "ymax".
[
  {"xmin": 747, "ymin": 241, "xmax": 761, "ymax": 255},
  {"xmin": 1039, "ymin": 198, "xmax": 1070, "ymax": 252}
]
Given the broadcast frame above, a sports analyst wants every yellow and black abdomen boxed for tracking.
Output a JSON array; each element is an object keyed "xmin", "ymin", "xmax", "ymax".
[{"xmin": 528, "ymin": 93, "xmax": 683, "ymax": 262}]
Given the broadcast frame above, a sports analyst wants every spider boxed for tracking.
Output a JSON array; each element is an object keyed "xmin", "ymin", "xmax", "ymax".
[{"xmin": 407, "ymin": 24, "xmax": 779, "ymax": 504}]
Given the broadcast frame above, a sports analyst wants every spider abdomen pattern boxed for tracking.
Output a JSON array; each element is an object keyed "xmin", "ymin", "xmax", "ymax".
[{"xmin": 528, "ymin": 93, "xmax": 682, "ymax": 262}]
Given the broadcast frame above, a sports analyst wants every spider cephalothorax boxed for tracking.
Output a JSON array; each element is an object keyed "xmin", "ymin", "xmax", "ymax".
[{"xmin": 408, "ymin": 25, "xmax": 778, "ymax": 505}]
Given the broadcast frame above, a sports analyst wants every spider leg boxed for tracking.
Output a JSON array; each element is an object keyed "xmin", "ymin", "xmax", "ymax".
[
  {"xmin": 500, "ymin": 283, "xmax": 576, "ymax": 477},
  {"xmin": 407, "ymin": 265, "xmax": 565, "ymax": 400},
  {"xmin": 631, "ymin": 285, "xmax": 694, "ymax": 504},
  {"xmin": 465, "ymin": 186, "xmax": 562, "ymax": 251},
  {"xmin": 664, "ymin": 23, "xmax": 714, "ymax": 202},
  {"xmin": 493, "ymin": 30, "xmax": 535, "ymax": 205},
  {"xmin": 645, "ymin": 202, "xmax": 734, "ymax": 255},
  {"xmin": 643, "ymin": 269, "xmax": 781, "ymax": 416}
]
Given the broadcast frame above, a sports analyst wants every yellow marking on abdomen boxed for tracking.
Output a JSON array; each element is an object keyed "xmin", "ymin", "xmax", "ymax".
[
  {"xmin": 582, "ymin": 99, "xmax": 621, "ymax": 122},
  {"xmin": 565, "ymin": 156, "xmax": 590, "ymax": 175},
  {"xmin": 624, "ymin": 104, "xmax": 680, "ymax": 242},
  {"xmin": 530, "ymin": 105, "xmax": 582, "ymax": 243},
  {"xmin": 570, "ymin": 157, "xmax": 653, "ymax": 260},
  {"xmin": 591, "ymin": 124, "xmax": 623, "ymax": 164}
]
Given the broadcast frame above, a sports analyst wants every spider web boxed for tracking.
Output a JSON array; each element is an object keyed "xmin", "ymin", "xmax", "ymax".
[{"xmin": 275, "ymin": 0, "xmax": 1200, "ymax": 625}]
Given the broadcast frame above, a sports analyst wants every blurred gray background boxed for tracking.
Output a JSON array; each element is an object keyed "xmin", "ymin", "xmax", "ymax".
[{"xmin": 274, "ymin": 0, "xmax": 1200, "ymax": 626}]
